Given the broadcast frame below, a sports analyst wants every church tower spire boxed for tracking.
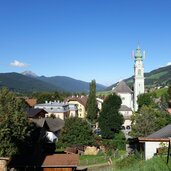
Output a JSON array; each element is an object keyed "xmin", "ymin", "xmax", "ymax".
[{"xmin": 134, "ymin": 45, "xmax": 145, "ymax": 111}]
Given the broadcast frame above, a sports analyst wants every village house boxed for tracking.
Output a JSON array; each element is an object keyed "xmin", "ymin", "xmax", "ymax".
[
  {"xmin": 138, "ymin": 124, "xmax": 171, "ymax": 160},
  {"xmin": 25, "ymin": 98, "xmax": 37, "ymax": 108},
  {"xmin": 31, "ymin": 117, "xmax": 65, "ymax": 143},
  {"xmin": 26, "ymin": 108, "xmax": 47, "ymax": 119},
  {"xmin": 34, "ymin": 101, "xmax": 78, "ymax": 120},
  {"xmin": 65, "ymin": 96, "xmax": 87, "ymax": 118}
]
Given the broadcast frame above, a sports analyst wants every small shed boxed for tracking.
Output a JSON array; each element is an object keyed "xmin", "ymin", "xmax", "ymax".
[
  {"xmin": 138, "ymin": 124, "xmax": 171, "ymax": 160},
  {"xmin": 9, "ymin": 154, "xmax": 79, "ymax": 171}
]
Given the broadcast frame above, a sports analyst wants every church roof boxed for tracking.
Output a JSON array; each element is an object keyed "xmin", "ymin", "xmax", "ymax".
[{"xmin": 113, "ymin": 81, "xmax": 133, "ymax": 94}]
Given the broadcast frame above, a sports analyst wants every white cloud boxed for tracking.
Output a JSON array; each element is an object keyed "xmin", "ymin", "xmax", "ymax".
[
  {"xmin": 10, "ymin": 60, "xmax": 28, "ymax": 67},
  {"xmin": 167, "ymin": 62, "xmax": 171, "ymax": 66}
]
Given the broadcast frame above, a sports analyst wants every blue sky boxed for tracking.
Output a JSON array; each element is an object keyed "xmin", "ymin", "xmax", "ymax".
[{"xmin": 0, "ymin": 0, "xmax": 171, "ymax": 86}]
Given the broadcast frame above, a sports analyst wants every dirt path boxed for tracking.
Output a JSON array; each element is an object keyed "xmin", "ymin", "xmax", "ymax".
[{"xmin": 78, "ymin": 162, "xmax": 114, "ymax": 171}]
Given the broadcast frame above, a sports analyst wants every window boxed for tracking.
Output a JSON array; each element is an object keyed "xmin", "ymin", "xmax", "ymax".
[
  {"xmin": 138, "ymin": 69, "xmax": 141, "ymax": 76},
  {"xmin": 126, "ymin": 126, "xmax": 131, "ymax": 130}
]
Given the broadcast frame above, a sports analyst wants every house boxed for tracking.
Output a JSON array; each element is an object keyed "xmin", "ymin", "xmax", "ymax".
[
  {"xmin": 119, "ymin": 105, "xmax": 132, "ymax": 131},
  {"xmin": 96, "ymin": 97, "xmax": 103, "ymax": 111},
  {"xmin": 8, "ymin": 154, "xmax": 79, "ymax": 171},
  {"xmin": 34, "ymin": 101, "xmax": 78, "ymax": 120},
  {"xmin": 26, "ymin": 108, "xmax": 47, "ymax": 119},
  {"xmin": 138, "ymin": 124, "xmax": 171, "ymax": 160},
  {"xmin": 31, "ymin": 118, "xmax": 64, "ymax": 143},
  {"xmin": 25, "ymin": 98, "xmax": 37, "ymax": 108},
  {"xmin": 65, "ymin": 96, "xmax": 87, "ymax": 118}
]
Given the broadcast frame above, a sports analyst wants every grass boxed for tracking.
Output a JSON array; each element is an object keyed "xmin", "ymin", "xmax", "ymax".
[
  {"xmin": 79, "ymin": 150, "xmax": 126, "ymax": 167},
  {"xmin": 96, "ymin": 90, "xmax": 112, "ymax": 96},
  {"xmin": 147, "ymin": 71, "xmax": 168, "ymax": 80},
  {"xmin": 111, "ymin": 156, "xmax": 171, "ymax": 171},
  {"xmin": 79, "ymin": 154, "xmax": 109, "ymax": 166}
]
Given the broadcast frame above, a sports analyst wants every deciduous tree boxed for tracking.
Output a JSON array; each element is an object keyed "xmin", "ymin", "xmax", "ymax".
[
  {"xmin": 0, "ymin": 87, "xmax": 31, "ymax": 157},
  {"xmin": 137, "ymin": 92, "xmax": 156, "ymax": 110},
  {"xmin": 57, "ymin": 117, "xmax": 95, "ymax": 148},
  {"xmin": 131, "ymin": 105, "xmax": 171, "ymax": 137}
]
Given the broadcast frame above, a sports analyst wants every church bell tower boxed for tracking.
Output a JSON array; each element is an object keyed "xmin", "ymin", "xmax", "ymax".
[{"xmin": 134, "ymin": 46, "xmax": 145, "ymax": 111}]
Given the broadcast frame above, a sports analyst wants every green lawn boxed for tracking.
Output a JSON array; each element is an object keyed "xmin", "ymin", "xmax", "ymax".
[
  {"xmin": 79, "ymin": 154, "xmax": 109, "ymax": 166},
  {"xmin": 147, "ymin": 71, "xmax": 168, "ymax": 80},
  {"xmin": 112, "ymin": 156, "xmax": 171, "ymax": 171},
  {"xmin": 96, "ymin": 90, "xmax": 112, "ymax": 96}
]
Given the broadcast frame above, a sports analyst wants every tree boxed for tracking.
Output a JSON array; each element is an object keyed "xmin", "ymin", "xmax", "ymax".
[
  {"xmin": 0, "ymin": 87, "xmax": 31, "ymax": 157},
  {"xmin": 137, "ymin": 92, "xmax": 156, "ymax": 110},
  {"xmin": 57, "ymin": 117, "xmax": 95, "ymax": 148},
  {"xmin": 130, "ymin": 105, "xmax": 171, "ymax": 137},
  {"xmin": 86, "ymin": 80, "xmax": 98, "ymax": 123},
  {"xmin": 32, "ymin": 91, "xmax": 70, "ymax": 103},
  {"xmin": 98, "ymin": 94, "xmax": 123, "ymax": 139},
  {"xmin": 168, "ymin": 85, "xmax": 171, "ymax": 100}
]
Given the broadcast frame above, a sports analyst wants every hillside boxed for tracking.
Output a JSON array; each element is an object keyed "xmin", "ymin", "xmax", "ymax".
[
  {"xmin": 106, "ymin": 65, "xmax": 171, "ymax": 91},
  {"xmin": 0, "ymin": 72, "xmax": 60, "ymax": 93},
  {"xmin": 0, "ymin": 72, "xmax": 106, "ymax": 93},
  {"xmin": 38, "ymin": 76, "xmax": 106, "ymax": 93}
]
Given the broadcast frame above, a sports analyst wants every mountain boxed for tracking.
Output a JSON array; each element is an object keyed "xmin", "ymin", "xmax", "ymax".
[
  {"xmin": 0, "ymin": 72, "xmax": 61, "ymax": 93},
  {"xmin": 0, "ymin": 72, "xmax": 106, "ymax": 93},
  {"xmin": 21, "ymin": 70, "xmax": 38, "ymax": 78},
  {"xmin": 38, "ymin": 76, "xmax": 106, "ymax": 93},
  {"xmin": 106, "ymin": 65, "xmax": 171, "ymax": 90}
]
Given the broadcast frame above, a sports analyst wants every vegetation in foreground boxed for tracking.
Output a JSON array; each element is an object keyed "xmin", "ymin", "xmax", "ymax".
[{"xmin": 113, "ymin": 156, "xmax": 171, "ymax": 171}]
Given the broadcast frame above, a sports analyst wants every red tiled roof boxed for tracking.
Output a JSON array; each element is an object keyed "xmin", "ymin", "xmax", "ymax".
[
  {"xmin": 42, "ymin": 154, "xmax": 79, "ymax": 167},
  {"xmin": 26, "ymin": 98, "xmax": 37, "ymax": 107},
  {"xmin": 65, "ymin": 96, "xmax": 87, "ymax": 107}
]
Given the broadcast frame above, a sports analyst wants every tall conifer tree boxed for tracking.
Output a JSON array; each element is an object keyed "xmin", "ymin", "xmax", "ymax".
[
  {"xmin": 98, "ymin": 94, "xmax": 123, "ymax": 139},
  {"xmin": 86, "ymin": 80, "xmax": 98, "ymax": 124}
]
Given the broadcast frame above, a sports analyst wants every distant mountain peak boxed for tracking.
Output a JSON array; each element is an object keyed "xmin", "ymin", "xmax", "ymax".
[{"xmin": 21, "ymin": 70, "xmax": 38, "ymax": 78}]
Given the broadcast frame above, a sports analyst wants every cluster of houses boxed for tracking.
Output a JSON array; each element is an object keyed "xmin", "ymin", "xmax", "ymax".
[{"xmin": 2, "ymin": 46, "xmax": 171, "ymax": 170}]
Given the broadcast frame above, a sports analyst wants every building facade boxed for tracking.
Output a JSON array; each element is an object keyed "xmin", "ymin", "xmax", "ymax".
[
  {"xmin": 34, "ymin": 101, "xmax": 78, "ymax": 120},
  {"xmin": 65, "ymin": 96, "xmax": 87, "ymax": 118}
]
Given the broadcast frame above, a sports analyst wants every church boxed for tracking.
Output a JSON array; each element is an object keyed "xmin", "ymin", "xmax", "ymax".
[{"xmin": 112, "ymin": 46, "xmax": 145, "ymax": 133}]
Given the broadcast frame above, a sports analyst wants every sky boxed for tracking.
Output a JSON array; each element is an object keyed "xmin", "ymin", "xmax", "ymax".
[{"xmin": 0, "ymin": 0, "xmax": 171, "ymax": 86}]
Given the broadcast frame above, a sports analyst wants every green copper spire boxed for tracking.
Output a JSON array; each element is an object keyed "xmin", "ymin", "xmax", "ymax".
[{"xmin": 135, "ymin": 45, "xmax": 143, "ymax": 60}]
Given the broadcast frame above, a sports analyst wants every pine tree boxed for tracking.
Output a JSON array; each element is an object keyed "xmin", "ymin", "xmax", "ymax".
[
  {"xmin": 86, "ymin": 80, "xmax": 98, "ymax": 124},
  {"xmin": 98, "ymin": 94, "xmax": 123, "ymax": 139}
]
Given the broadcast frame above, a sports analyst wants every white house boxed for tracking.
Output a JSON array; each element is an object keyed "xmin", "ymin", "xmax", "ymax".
[
  {"xmin": 34, "ymin": 101, "xmax": 78, "ymax": 120},
  {"xmin": 96, "ymin": 97, "xmax": 104, "ymax": 111},
  {"xmin": 139, "ymin": 124, "xmax": 171, "ymax": 160}
]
